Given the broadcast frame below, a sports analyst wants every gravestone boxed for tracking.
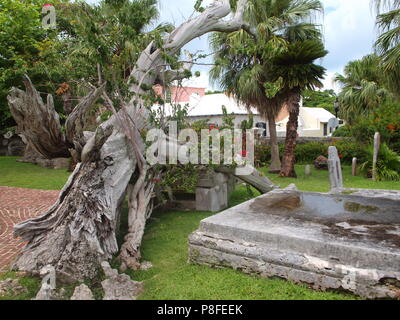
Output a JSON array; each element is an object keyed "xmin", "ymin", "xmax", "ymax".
[
  {"xmin": 305, "ymin": 165, "xmax": 312, "ymax": 176},
  {"xmin": 196, "ymin": 172, "xmax": 229, "ymax": 212},
  {"xmin": 328, "ymin": 146, "xmax": 343, "ymax": 190},
  {"xmin": 352, "ymin": 157, "xmax": 357, "ymax": 176},
  {"xmin": 372, "ymin": 132, "xmax": 381, "ymax": 182}
]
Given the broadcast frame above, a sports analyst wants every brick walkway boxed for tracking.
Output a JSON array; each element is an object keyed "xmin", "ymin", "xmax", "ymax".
[{"xmin": 0, "ymin": 187, "xmax": 59, "ymax": 272}]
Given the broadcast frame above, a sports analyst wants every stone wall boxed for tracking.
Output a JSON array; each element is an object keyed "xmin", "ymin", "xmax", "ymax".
[{"xmin": 259, "ymin": 136, "xmax": 345, "ymax": 146}]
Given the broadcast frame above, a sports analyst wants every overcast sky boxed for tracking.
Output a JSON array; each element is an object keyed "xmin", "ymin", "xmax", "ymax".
[{"xmin": 85, "ymin": 0, "xmax": 377, "ymax": 91}]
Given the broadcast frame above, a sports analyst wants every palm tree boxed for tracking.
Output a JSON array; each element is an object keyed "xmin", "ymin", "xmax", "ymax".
[
  {"xmin": 272, "ymin": 40, "xmax": 327, "ymax": 177},
  {"xmin": 210, "ymin": 0, "xmax": 323, "ymax": 174},
  {"xmin": 334, "ymin": 54, "xmax": 392, "ymax": 124},
  {"xmin": 374, "ymin": 0, "xmax": 400, "ymax": 95}
]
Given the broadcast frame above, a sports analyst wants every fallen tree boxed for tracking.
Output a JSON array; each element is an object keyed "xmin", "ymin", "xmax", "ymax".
[
  {"xmin": 7, "ymin": 76, "xmax": 70, "ymax": 160},
  {"xmin": 12, "ymin": 0, "xmax": 255, "ymax": 282},
  {"xmin": 7, "ymin": 75, "xmax": 106, "ymax": 165}
]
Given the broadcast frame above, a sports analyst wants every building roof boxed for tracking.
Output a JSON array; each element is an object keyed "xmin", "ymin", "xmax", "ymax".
[
  {"xmin": 302, "ymin": 107, "xmax": 335, "ymax": 123},
  {"xmin": 187, "ymin": 93, "xmax": 259, "ymax": 116}
]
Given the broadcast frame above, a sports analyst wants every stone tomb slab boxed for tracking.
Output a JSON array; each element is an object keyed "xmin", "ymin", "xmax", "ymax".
[{"xmin": 188, "ymin": 189, "xmax": 400, "ymax": 299}]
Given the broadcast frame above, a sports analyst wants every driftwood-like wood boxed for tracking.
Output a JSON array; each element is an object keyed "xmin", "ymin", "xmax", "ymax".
[
  {"xmin": 65, "ymin": 84, "xmax": 106, "ymax": 161},
  {"xmin": 13, "ymin": 125, "xmax": 135, "ymax": 281},
  {"xmin": 7, "ymin": 75, "xmax": 69, "ymax": 159},
  {"xmin": 13, "ymin": 0, "xmax": 253, "ymax": 280}
]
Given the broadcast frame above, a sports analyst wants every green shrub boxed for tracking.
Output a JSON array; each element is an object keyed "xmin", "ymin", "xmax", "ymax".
[
  {"xmin": 161, "ymin": 164, "xmax": 200, "ymax": 193},
  {"xmin": 294, "ymin": 142, "xmax": 329, "ymax": 163},
  {"xmin": 344, "ymin": 102, "xmax": 400, "ymax": 153},
  {"xmin": 334, "ymin": 139, "xmax": 369, "ymax": 164},
  {"xmin": 255, "ymin": 140, "xmax": 370, "ymax": 166},
  {"xmin": 360, "ymin": 144, "xmax": 400, "ymax": 181},
  {"xmin": 332, "ymin": 125, "xmax": 353, "ymax": 137},
  {"xmin": 255, "ymin": 144, "xmax": 285, "ymax": 167}
]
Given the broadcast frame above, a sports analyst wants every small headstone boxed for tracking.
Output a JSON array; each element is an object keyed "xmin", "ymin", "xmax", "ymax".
[
  {"xmin": 328, "ymin": 146, "xmax": 343, "ymax": 190},
  {"xmin": 352, "ymin": 157, "xmax": 357, "ymax": 176},
  {"xmin": 196, "ymin": 184, "xmax": 228, "ymax": 212},
  {"xmin": 305, "ymin": 165, "xmax": 312, "ymax": 176},
  {"xmin": 372, "ymin": 132, "xmax": 381, "ymax": 181}
]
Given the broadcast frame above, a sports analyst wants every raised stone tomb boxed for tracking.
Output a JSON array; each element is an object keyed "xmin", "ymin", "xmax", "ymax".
[{"xmin": 188, "ymin": 188, "xmax": 400, "ymax": 299}]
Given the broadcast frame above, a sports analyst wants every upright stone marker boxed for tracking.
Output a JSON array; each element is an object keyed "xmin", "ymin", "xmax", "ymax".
[
  {"xmin": 352, "ymin": 157, "xmax": 357, "ymax": 176},
  {"xmin": 328, "ymin": 146, "xmax": 343, "ymax": 190},
  {"xmin": 372, "ymin": 132, "xmax": 381, "ymax": 182},
  {"xmin": 305, "ymin": 165, "xmax": 312, "ymax": 176}
]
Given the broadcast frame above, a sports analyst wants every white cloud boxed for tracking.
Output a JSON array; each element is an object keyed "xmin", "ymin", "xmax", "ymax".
[{"xmin": 321, "ymin": 0, "xmax": 376, "ymax": 71}]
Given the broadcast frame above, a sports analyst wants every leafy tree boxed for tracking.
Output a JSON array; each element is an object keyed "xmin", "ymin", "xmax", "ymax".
[
  {"xmin": 0, "ymin": 0, "xmax": 67, "ymax": 131},
  {"xmin": 64, "ymin": 0, "xmax": 171, "ymax": 95},
  {"xmin": 374, "ymin": 0, "xmax": 400, "ymax": 95},
  {"xmin": 302, "ymin": 89, "xmax": 336, "ymax": 113},
  {"xmin": 334, "ymin": 54, "xmax": 392, "ymax": 124}
]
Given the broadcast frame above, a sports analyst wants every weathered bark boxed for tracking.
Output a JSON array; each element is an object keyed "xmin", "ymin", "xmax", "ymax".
[
  {"xmin": 118, "ymin": 0, "xmax": 253, "ymax": 270},
  {"xmin": 267, "ymin": 113, "xmax": 281, "ymax": 174},
  {"xmin": 16, "ymin": 135, "xmax": 43, "ymax": 164},
  {"xmin": 13, "ymin": 0, "xmax": 253, "ymax": 280},
  {"xmin": 118, "ymin": 178, "xmax": 156, "ymax": 271},
  {"xmin": 7, "ymin": 75, "xmax": 69, "ymax": 159},
  {"xmin": 62, "ymin": 91, "xmax": 73, "ymax": 115},
  {"xmin": 13, "ymin": 126, "xmax": 135, "ymax": 282},
  {"xmin": 280, "ymin": 91, "xmax": 301, "ymax": 178},
  {"xmin": 65, "ymin": 84, "xmax": 106, "ymax": 162}
]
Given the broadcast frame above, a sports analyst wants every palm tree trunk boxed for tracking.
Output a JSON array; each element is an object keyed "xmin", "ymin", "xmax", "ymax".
[
  {"xmin": 267, "ymin": 113, "xmax": 281, "ymax": 173},
  {"xmin": 280, "ymin": 91, "xmax": 301, "ymax": 178}
]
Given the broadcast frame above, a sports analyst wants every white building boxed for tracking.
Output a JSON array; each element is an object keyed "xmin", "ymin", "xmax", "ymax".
[
  {"xmin": 153, "ymin": 86, "xmax": 338, "ymax": 138},
  {"xmin": 276, "ymin": 107, "xmax": 339, "ymax": 137}
]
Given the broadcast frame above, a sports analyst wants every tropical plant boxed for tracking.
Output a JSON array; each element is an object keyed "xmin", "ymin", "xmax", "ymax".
[
  {"xmin": 273, "ymin": 39, "xmax": 327, "ymax": 177},
  {"xmin": 0, "ymin": 0, "xmax": 69, "ymax": 130},
  {"xmin": 334, "ymin": 54, "xmax": 392, "ymax": 124},
  {"xmin": 360, "ymin": 143, "xmax": 400, "ymax": 181},
  {"xmin": 210, "ymin": 0, "xmax": 324, "ymax": 174},
  {"xmin": 374, "ymin": 0, "xmax": 400, "ymax": 95}
]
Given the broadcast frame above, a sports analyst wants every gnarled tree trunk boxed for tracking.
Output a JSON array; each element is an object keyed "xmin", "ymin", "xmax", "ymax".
[
  {"xmin": 12, "ymin": 0, "xmax": 253, "ymax": 281},
  {"xmin": 7, "ymin": 75, "xmax": 70, "ymax": 159},
  {"xmin": 280, "ymin": 90, "xmax": 301, "ymax": 178},
  {"xmin": 13, "ymin": 126, "xmax": 135, "ymax": 282}
]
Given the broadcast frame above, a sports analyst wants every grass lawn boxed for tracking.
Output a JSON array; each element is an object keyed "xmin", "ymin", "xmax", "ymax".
[
  {"xmin": 0, "ymin": 157, "xmax": 70, "ymax": 190},
  {"xmin": 1, "ymin": 156, "xmax": 400, "ymax": 300}
]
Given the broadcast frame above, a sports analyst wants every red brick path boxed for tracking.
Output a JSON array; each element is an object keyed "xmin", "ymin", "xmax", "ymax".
[{"xmin": 0, "ymin": 187, "xmax": 59, "ymax": 272}]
